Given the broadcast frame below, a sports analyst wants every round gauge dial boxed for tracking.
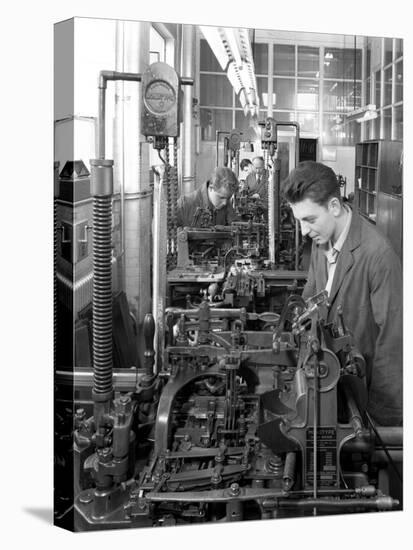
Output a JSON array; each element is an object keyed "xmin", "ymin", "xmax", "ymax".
[{"xmin": 144, "ymin": 79, "xmax": 176, "ymax": 115}]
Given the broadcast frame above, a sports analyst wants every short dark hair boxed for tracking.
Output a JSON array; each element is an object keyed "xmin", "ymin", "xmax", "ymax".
[
  {"xmin": 281, "ymin": 161, "xmax": 341, "ymax": 206},
  {"xmin": 240, "ymin": 158, "xmax": 252, "ymax": 171},
  {"xmin": 210, "ymin": 166, "xmax": 239, "ymax": 195}
]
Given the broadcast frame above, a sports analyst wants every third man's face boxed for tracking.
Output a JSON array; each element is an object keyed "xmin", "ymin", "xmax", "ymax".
[{"xmin": 253, "ymin": 159, "xmax": 265, "ymax": 176}]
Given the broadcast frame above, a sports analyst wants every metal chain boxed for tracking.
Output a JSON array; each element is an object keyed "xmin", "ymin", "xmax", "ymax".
[
  {"xmin": 165, "ymin": 140, "xmax": 172, "ymax": 270},
  {"xmin": 171, "ymin": 137, "xmax": 179, "ymax": 268},
  {"xmin": 264, "ymin": 149, "xmax": 271, "ymax": 256}
]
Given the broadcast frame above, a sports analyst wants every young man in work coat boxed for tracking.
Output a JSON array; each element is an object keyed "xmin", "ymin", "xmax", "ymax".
[
  {"xmin": 282, "ymin": 161, "xmax": 402, "ymax": 427},
  {"xmin": 176, "ymin": 166, "xmax": 239, "ymax": 228}
]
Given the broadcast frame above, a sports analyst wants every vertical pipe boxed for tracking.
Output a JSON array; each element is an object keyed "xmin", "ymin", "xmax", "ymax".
[
  {"xmin": 122, "ymin": 22, "xmax": 151, "ymax": 368},
  {"xmin": 114, "ymin": 20, "xmax": 126, "ymax": 292},
  {"xmin": 152, "ymin": 170, "xmax": 168, "ymax": 373},
  {"xmin": 268, "ymin": 158, "xmax": 276, "ymax": 266},
  {"xmin": 98, "ymin": 86, "xmax": 106, "ymax": 160},
  {"xmin": 181, "ymin": 24, "xmax": 196, "ymax": 194}
]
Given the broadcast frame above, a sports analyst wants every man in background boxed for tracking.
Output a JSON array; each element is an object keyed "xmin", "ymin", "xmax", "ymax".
[
  {"xmin": 176, "ymin": 166, "xmax": 239, "ymax": 228},
  {"xmin": 245, "ymin": 156, "xmax": 269, "ymax": 202}
]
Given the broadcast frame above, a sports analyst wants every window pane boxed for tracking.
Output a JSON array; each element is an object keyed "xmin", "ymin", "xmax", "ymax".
[
  {"xmin": 323, "ymin": 48, "xmax": 362, "ymax": 80},
  {"xmin": 395, "ymin": 39, "xmax": 403, "ymax": 60},
  {"xmin": 365, "ymin": 77, "xmax": 371, "ymax": 105},
  {"xmin": 297, "ymin": 79, "xmax": 319, "ymax": 110},
  {"xmin": 384, "ymin": 37, "xmax": 393, "ymax": 66},
  {"xmin": 296, "ymin": 112, "xmax": 318, "ymax": 133},
  {"xmin": 365, "ymin": 119, "xmax": 373, "ymax": 140},
  {"xmin": 273, "ymin": 44, "xmax": 295, "ymax": 76},
  {"xmin": 371, "ymin": 114, "xmax": 380, "ymax": 139},
  {"xmin": 366, "ymin": 41, "xmax": 371, "ymax": 76},
  {"xmin": 298, "ymin": 46, "xmax": 319, "ymax": 77},
  {"xmin": 200, "ymin": 108, "xmax": 233, "ymax": 141},
  {"xmin": 235, "ymin": 111, "xmax": 254, "ymax": 134},
  {"xmin": 200, "ymin": 74, "xmax": 232, "ymax": 107},
  {"xmin": 273, "ymin": 78, "xmax": 295, "ymax": 109},
  {"xmin": 384, "ymin": 66, "xmax": 392, "ymax": 106},
  {"xmin": 200, "ymin": 39, "xmax": 223, "ymax": 72},
  {"xmin": 323, "ymin": 80, "xmax": 361, "ymax": 112},
  {"xmin": 375, "ymin": 70, "xmax": 381, "ymax": 108},
  {"xmin": 150, "ymin": 26, "xmax": 165, "ymax": 62},
  {"xmin": 256, "ymin": 77, "xmax": 268, "ymax": 109},
  {"xmin": 383, "ymin": 108, "xmax": 392, "ymax": 139},
  {"xmin": 273, "ymin": 111, "xmax": 295, "ymax": 123},
  {"xmin": 394, "ymin": 104, "xmax": 403, "ymax": 140},
  {"xmin": 323, "ymin": 115, "xmax": 359, "ymax": 146},
  {"xmin": 395, "ymin": 60, "xmax": 403, "ymax": 102},
  {"xmin": 253, "ymin": 43, "xmax": 268, "ymax": 74}
]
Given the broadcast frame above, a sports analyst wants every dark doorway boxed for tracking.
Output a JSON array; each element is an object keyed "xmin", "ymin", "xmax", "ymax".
[{"xmin": 299, "ymin": 138, "xmax": 317, "ymax": 162}]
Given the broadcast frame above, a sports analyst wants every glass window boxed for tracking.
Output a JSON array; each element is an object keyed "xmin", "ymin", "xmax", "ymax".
[
  {"xmin": 323, "ymin": 48, "xmax": 362, "ymax": 80},
  {"xmin": 200, "ymin": 74, "xmax": 232, "ymax": 107},
  {"xmin": 297, "ymin": 112, "xmax": 318, "ymax": 134},
  {"xmin": 366, "ymin": 41, "xmax": 371, "ymax": 76},
  {"xmin": 394, "ymin": 104, "xmax": 403, "ymax": 140},
  {"xmin": 322, "ymin": 115, "xmax": 359, "ymax": 146},
  {"xmin": 256, "ymin": 77, "xmax": 268, "ymax": 109},
  {"xmin": 371, "ymin": 114, "xmax": 380, "ymax": 140},
  {"xmin": 273, "ymin": 44, "xmax": 295, "ymax": 76},
  {"xmin": 235, "ymin": 110, "xmax": 253, "ymax": 134},
  {"xmin": 375, "ymin": 70, "xmax": 381, "ymax": 108},
  {"xmin": 150, "ymin": 26, "xmax": 165, "ymax": 63},
  {"xmin": 297, "ymin": 80, "xmax": 319, "ymax": 110},
  {"xmin": 298, "ymin": 46, "xmax": 319, "ymax": 77},
  {"xmin": 384, "ymin": 37, "xmax": 393, "ymax": 66},
  {"xmin": 273, "ymin": 111, "xmax": 295, "ymax": 123},
  {"xmin": 365, "ymin": 77, "xmax": 371, "ymax": 105},
  {"xmin": 384, "ymin": 66, "xmax": 392, "ymax": 106},
  {"xmin": 365, "ymin": 119, "xmax": 373, "ymax": 140},
  {"xmin": 395, "ymin": 60, "xmax": 403, "ymax": 103},
  {"xmin": 382, "ymin": 108, "xmax": 392, "ymax": 139},
  {"xmin": 200, "ymin": 108, "xmax": 233, "ymax": 141},
  {"xmin": 253, "ymin": 43, "xmax": 268, "ymax": 74},
  {"xmin": 395, "ymin": 39, "xmax": 403, "ymax": 60},
  {"xmin": 323, "ymin": 81, "xmax": 361, "ymax": 112},
  {"xmin": 200, "ymin": 39, "xmax": 223, "ymax": 72},
  {"xmin": 273, "ymin": 78, "xmax": 295, "ymax": 110}
]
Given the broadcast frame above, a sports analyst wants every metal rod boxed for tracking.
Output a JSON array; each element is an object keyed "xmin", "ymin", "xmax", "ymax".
[{"xmin": 97, "ymin": 70, "xmax": 142, "ymax": 160}]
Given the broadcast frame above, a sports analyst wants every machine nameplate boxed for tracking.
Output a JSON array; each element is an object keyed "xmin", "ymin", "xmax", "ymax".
[{"xmin": 305, "ymin": 427, "xmax": 337, "ymax": 487}]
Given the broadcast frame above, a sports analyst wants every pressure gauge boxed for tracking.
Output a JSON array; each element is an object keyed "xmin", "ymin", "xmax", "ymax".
[
  {"xmin": 144, "ymin": 80, "xmax": 177, "ymax": 115},
  {"xmin": 141, "ymin": 62, "xmax": 180, "ymax": 138}
]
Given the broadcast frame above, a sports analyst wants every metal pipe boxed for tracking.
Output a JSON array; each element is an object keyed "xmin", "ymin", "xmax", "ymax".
[
  {"xmin": 283, "ymin": 452, "xmax": 296, "ymax": 491},
  {"xmin": 55, "ymin": 368, "xmax": 138, "ymax": 391},
  {"xmin": 273, "ymin": 121, "xmax": 301, "ymax": 269},
  {"xmin": 115, "ymin": 21, "xmax": 126, "ymax": 292},
  {"xmin": 97, "ymin": 70, "xmax": 142, "ymax": 160},
  {"xmin": 268, "ymin": 161, "xmax": 275, "ymax": 266},
  {"xmin": 278, "ymin": 496, "xmax": 399, "ymax": 511},
  {"xmin": 152, "ymin": 169, "xmax": 168, "ymax": 373},
  {"xmin": 181, "ymin": 25, "xmax": 196, "ymax": 195}
]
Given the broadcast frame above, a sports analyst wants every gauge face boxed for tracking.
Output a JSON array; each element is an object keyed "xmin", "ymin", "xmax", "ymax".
[{"xmin": 144, "ymin": 79, "xmax": 176, "ymax": 115}]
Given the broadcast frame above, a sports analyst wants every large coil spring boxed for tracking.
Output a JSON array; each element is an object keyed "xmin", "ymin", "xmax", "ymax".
[{"xmin": 92, "ymin": 195, "xmax": 113, "ymax": 396}]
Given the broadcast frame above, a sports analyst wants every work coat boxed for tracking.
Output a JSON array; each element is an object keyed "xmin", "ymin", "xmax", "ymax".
[
  {"xmin": 302, "ymin": 208, "xmax": 402, "ymax": 426},
  {"xmin": 176, "ymin": 181, "xmax": 238, "ymax": 228}
]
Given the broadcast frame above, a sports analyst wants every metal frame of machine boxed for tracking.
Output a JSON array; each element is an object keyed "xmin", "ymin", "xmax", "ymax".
[{"xmin": 54, "ymin": 60, "xmax": 403, "ymax": 533}]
